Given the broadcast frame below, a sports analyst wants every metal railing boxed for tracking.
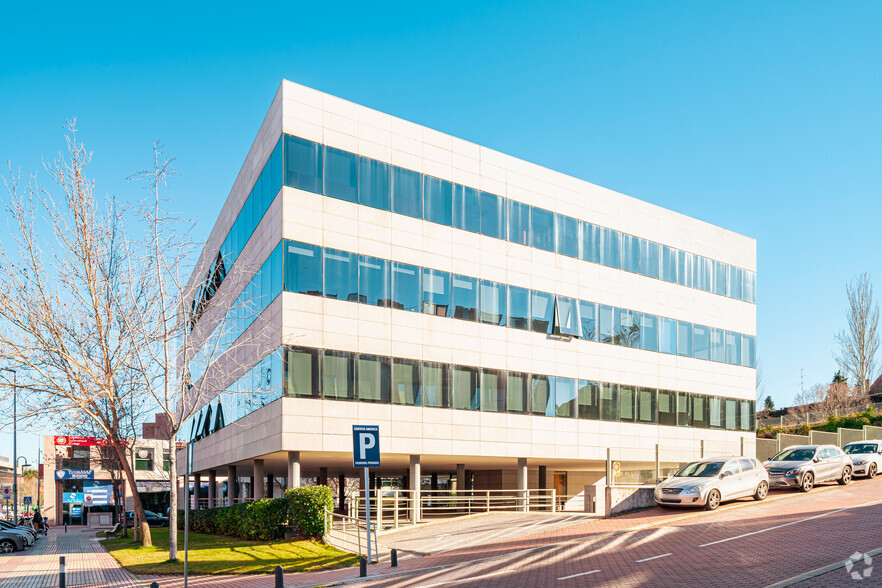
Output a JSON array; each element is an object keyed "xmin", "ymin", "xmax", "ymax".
[
  {"xmin": 324, "ymin": 508, "xmax": 377, "ymax": 562},
  {"xmin": 757, "ymin": 402, "xmax": 882, "ymax": 430}
]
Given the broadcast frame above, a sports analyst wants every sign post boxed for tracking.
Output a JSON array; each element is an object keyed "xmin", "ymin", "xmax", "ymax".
[{"xmin": 352, "ymin": 425, "xmax": 380, "ymax": 565}]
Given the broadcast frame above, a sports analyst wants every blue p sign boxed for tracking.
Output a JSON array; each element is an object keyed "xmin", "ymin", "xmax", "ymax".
[{"xmin": 353, "ymin": 425, "xmax": 380, "ymax": 467}]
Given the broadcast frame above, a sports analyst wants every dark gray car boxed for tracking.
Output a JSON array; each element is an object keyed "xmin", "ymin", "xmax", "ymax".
[
  {"xmin": 0, "ymin": 529, "xmax": 27, "ymax": 553},
  {"xmin": 764, "ymin": 444, "xmax": 853, "ymax": 492}
]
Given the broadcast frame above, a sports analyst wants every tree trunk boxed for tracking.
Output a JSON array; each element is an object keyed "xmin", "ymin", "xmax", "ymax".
[
  {"xmin": 113, "ymin": 440, "xmax": 152, "ymax": 547},
  {"xmin": 168, "ymin": 437, "xmax": 178, "ymax": 561}
]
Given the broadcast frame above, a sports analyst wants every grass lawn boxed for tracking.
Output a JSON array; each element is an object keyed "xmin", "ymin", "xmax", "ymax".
[{"xmin": 100, "ymin": 528, "xmax": 359, "ymax": 575}]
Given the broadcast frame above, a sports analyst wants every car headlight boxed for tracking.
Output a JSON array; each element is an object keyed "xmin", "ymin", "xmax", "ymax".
[
  {"xmin": 682, "ymin": 485, "xmax": 703, "ymax": 495},
  {"xmin": 852, "ymin": 458, "xmax": 867, "ymax": 465},
  {"xmin": 786, "ymin": 469, "xmax": 801, "ymax": 476}
]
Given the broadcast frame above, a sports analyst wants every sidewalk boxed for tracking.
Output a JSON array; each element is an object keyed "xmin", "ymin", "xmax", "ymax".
[{"xmin": 0, "ymin": 528, "xmax": 141, "ymax": 588}]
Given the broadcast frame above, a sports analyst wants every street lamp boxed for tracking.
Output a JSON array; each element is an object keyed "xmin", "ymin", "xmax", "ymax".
[{"xmin": 1, "ymin": 369, "xmax": 17, "ymax": 523}]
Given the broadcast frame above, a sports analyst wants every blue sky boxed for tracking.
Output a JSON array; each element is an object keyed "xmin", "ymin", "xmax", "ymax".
[{"xmin": 1, "ymin": 1, "xmax": 881, "ymax": 463}]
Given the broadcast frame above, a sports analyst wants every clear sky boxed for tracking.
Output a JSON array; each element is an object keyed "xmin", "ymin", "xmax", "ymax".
[{"xmin": 1, "ymin": 1, "xmax": 881, "ymax": 463}]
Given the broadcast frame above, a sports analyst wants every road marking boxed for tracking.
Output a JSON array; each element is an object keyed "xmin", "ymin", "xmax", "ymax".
[
  {"xmin": 699, "ymin": 498, "xmax": 882, "ymax": 548},
  {"xmin": 635, "ymin": 553, "xmax": 672, "ymax": 562},
  {"xmin": 415, "ymin": 569, "xmax": 512, "ymax": 587},
  {"xmin": 558, "ymin": 569, "xmax": 601, "ymax": 580}
]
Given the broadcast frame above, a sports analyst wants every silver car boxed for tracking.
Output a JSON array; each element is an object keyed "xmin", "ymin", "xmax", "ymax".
[
  {"xmin": 0, "ymin": 530, "xmax": 27, "ymax": 553},
  {"xmin": 764, "ymin": 445, "xmax": 853, "ymax": 492},
  {"xmin": 654, "ymin": 457, "xmax": 770, "ymax": 511},
  {"xmin": 842, "ymin": 440, "xmax": 882, "ymax": 478}
]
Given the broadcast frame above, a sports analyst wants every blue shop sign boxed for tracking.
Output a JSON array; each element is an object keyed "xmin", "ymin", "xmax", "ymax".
[
  {"xmin": 63, "ymin": 492, "xmax": 84, "ymax": 504},
  {"xmin": 55, "ymin": 470, "xmax": 94, "ymax": 480},
  {"xmin": 70, "ymin": 505, "xmax": 82, "ymax": 517}
]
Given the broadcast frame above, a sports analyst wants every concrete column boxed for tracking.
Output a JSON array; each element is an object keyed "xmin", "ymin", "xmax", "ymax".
[
  {"xmin": 456, "ymin": 464, "xmax": 465, "ymax": 491},
  {"xmin": 208, "ymin": 470, "xmax": 216, "ymax": 508},
  {"xmin": 287, "ymin": 451, "xmax": 301, "ymax": 489},
  {"xmin": 253, "ymin": 460, "xmax": 265, "ymax": 500},
  {"xmin": 226, "ymin": 465, "xmax": 237, "ymax": 506},
  {"xmin": 337, "ymin": 474, "xmax": 345, "ymax": 512},
  {"xmin": 193, "ymin": 473, "xmax": 202, "ymax": 509},
  {"xmin": 319, "ymin": 467, "xmax": 328, "ymax": 486},
  {"xmin": 517, "ymin": 458, "xmax": 528, "ymax": 511},
  {"xmin": 409, "ymin": 455, "xmax": 421, "ymax": 522}
]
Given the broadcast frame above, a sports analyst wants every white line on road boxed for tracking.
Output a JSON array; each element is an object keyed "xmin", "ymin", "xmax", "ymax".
[
  {"xmin": 415, "ymin": 569, "xmax": 512, "ymax": 587},
  {"xmin": 557, "ymin": 569, "xmax": 601, "ymax": 580},
  {"xmin": 699, "ymin": 498, "xmax": 882, "ymax": 548},
  {"xmin": 635, "ymin": 553, "xmax": 672, "ymax": 563}
]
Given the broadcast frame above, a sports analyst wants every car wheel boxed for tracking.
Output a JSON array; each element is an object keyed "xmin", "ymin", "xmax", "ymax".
[
  {"xmin": 0, "ymin": 540, "xmax": 15, "ymax": 554},
  {"xmin": 705, "ymin": 489, "xmax": 721, "ymax": 511},
  {"xmin": 800, "ymin": 472, "xmax": 814, "ymax": 492},
  {"xmin": 838, "ymin": 466, "xmax": 853, "ymax": 485},
  {"xmin": 868, "ymin": 463, "xmax": 877, "ymax": 479},
  {"xmin": 753, "ymin": 481, "xmax": 769, "ymax": 501}
]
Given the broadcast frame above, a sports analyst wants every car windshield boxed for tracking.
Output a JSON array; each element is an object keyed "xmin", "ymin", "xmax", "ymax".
[
  {"xmin": 770, "ymin": 449, "xmax": 816, "ymax": 461},
  {"xmin": 674, "ymin": 461, "xmax": 723, "ymax": 477},
  {"xmin": 844, "ymin": 443, "xmax": 878, "ymax": 455}
]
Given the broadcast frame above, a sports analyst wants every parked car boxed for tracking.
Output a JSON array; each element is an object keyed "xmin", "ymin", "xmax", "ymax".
[
  {"xmin": 0, "ymin": 520, "xmax": 36, "ymax": 545},
  {"xmin": 124, "ymin": 510, "xmax": 169, "ymax": 527},
  {"xmin": 0, "ymin": 530, "xmax": 27, "ymax": 553},
  {"xmin": 764, "ymin": 445, "xmax": 853, "ymax": 492},
  {"xmin": 841, "ymin": 440, "xmax": 882, "ymax": 478},
  {"xmin": 655, "ymin": 457, "xmax": 769, "ymax": 510}
]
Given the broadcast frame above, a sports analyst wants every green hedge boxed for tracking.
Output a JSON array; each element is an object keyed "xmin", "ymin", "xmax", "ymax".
[{"xmin": 178, "ymin": 485, "xmax": 333, "ymax": 540}]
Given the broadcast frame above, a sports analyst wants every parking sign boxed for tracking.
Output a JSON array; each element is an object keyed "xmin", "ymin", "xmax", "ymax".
[
  {"xmin": 352, "ymin": 425, "xmax": 380, "ymax": 467},
  {"xmin": 2, "ymin": 487, "xmax": 9, "ymax": 498}
]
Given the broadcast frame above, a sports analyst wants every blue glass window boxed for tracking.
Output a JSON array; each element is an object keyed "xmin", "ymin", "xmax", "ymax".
[
  {"xmin": 285, "ymin": 347, "xmax": 320, "ymax": 398},
  {"xmin": 694, "ymin": 256, "xmax": 711, "ymax": 291},
  {"xmin": 555, "ymin": 214, "xmax": 579, "ymax": 258},
  {"xmin": 506, "ymin": 372, "xmax": 529, "ymax": 414},
  {"xmin": 284, "ymin": 136, "xmax": 322, "ymax": 193},
  {"xmin": 392, "ymin": 166, "xmax": 422, "ymax": 219},
  {"xmin": 507, "ymin": 285, "xmax": 531, "ymax": 330},
  {"xmin": 358, "ymin": 157, "xmax": 391, "ymax": 211},
  {"xmin": 693, "ymin": 395, "xmax": 709, "ymax": 429},
  {"xmin": 728, "ymin": 266, "xmax": 743, "ymax": 300},
  {"xmin": 742, "ymin": 335, "xmax": 756, "ymax": 368},
  {"xmin": 357, "ymin": 355, "xmax": 391, "ymax": 404},
  {"xmin": 452, "ymin": 365, "xmax": 479, "ymax": 411},
  {"xmin": 599, "ymin": 304, "xmax": 616, "ymax": 344},
  {"xmin": 639, "ymin": 239, "xmax": 659, "ymax": 279},
  {"xmin": 531, "ymin": 207, "xmax": 555, "ymax": 252},
  {"xmin": 452, "ymin": 275, "xmax": 479, "ymax": 321},
  {"xmin": 578, "ymin": 300, "xmax": 596, "ymax": 341},
  {"xmin": 659, "ymin": 317, "xmax": 677, "ymax": 354},
  {"xmin": 531, "ymin": 375, "xmax": 553, "ymax": 417},
  {"xmin": 452, "ymin": 185, "xmax": 480, "ymax": 233},
  {"xmin": 641, "ymin": 313, "xmax": 658, "ymax": 352},
  {"xmin": 693, "ymin": 324, "xmax": 710, "ymax": 360},
  {"xmin": 391, "ymin": 262, "xmax": 421, "ymax": 312},
  {"xmin": 725, "ymin": 331, "xmax": 741, "ymax": 365},
  {"xmin": 323, "ymin": 350, "xmax": 355, "ymax": 400},
  {"xmin": 420, "ymin": 361, "xmax": 448, "ymax": 408},
  {"xmin": 530, "ymin": 290, "xmax": 554, "ymax": 334},
  {"xmin": 677, "ymin": 250, "xmax": 694, "ymax": 288},
  {"xmin": 506, "ymin": 199, "xmax": 530, "ymax": 246},
  {"xmin": 554, "ymin": 377, "xmax": 577, "ymax": 418},
  {"xmin": 710, "ymin": 328, "xmax": 725, "ymax": 362},
  {"xmin": 479, "ymin": 280, "xmax": 506, "ymax": 326},
  {"xmin": 621, "ymin": 234, "xmax": 639, "ymax": 273},
  {"xmin": 678, "ymin": 392, "xmax": 692, "ymax": 427},
  {"xmin": 554, "ymin": 296, "xmax": 581, "ymax": 337},
  {"xmin": 743, "ymin": 271, "xmax": 756, "ymax": 303},
  {"xmin": 422, "ymin": 268, "xmax": 451, "ymax": 317},
  {"xmin": 580, "ymin": 222, "xmax": 601, "ymax": 264},
  {"xmin": 600, "ymin": 228, "xmax": 621, "ymax": 269},
  {"xmin": 358, "ymin": 255, "xmax": 391, "ymax": 307},
  {"xmin": 480, "ymin": 192, "xmax": 505, "ymax": 239},
  {"xmin": 323, "ymin": 146, "xmax": 357, "ymax": 203},
  {"xmin": 285, "ymin": 242, "xmax": 322, "ymax": 296},
  {"xmin": 618, "ymin": 309, "xmax": 641, "ymax": 348},
  {"xmin": 661, "ymin": 245, "xmax": 677, "ymax": 283},
  {"xmin": 323, "ymin": 248, "xmax": 358, "ymax": 302},
  {"xmin": 677, "ymin": 321, "xmax": 693, "ymax": 357},
  {"xmin": 423, "ymin": 175, "xmax": 452, "ymax": 226},
  {"xmin": 392, "ymin": 358, "xmax": 420, "ymax": 405},
  {"xmin": 620, "ymin": 385, "xmax": 636, "ymax": 422},
  {"xmin": 480, "ymin": 368, "xmax": 506, "ymax": 413},
  {"xmin": 713, "ymin": 260, "xmax": 727, "ymax": 296}
]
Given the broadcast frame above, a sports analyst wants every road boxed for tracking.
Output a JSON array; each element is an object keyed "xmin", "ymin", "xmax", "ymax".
[{"xmin": 352, "ymin": 477, "xmax": 882, "ymax": 588}]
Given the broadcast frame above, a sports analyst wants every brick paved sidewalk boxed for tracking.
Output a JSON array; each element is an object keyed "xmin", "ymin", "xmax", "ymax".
[{"xmin": 0, "ymin": 528, "xmax": 142, "ymax": 588}]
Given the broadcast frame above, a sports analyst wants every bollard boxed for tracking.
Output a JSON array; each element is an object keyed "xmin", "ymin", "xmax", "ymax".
[
  {"xmin": 64, "ymin": 524, "xmax": 67, "ymax": 533},
  {"xmin": 390, "ymin": 548, "xmax": 398, "ymax": 568},
  {"xmin": 359, "ymin": 556, "xmax": 367, "ymax": 577},
  {"xmin": 274, "ymin": 564, "xmax": 283, "ymax": 588},
  {"xmin": 150, "ymin": 583, "xmax": 159, "ymax": 588},
  {"xmin": 59, "ymin": 556, "xmax": 66, "ymax": 588}
]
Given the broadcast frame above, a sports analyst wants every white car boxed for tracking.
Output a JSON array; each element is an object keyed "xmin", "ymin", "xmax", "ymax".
[
  {"xmin": 842, "ymin": 440, "xmax": 882, "ymax": 478},
  {"xmin": 655, "ymin": 457, "xmax": 769, "ymax": 510}
]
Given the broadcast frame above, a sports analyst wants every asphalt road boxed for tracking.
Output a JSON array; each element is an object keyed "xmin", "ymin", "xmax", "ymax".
[{"xmin": 354, "ymin": 477, "xmax": 882, "ymax": 588}]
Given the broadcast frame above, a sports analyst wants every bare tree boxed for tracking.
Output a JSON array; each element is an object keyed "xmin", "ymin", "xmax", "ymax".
[
  {"xmin": 120, "ymin": 143, "xmax": 276, "ymax": 561},
  {"xmin": 835, "ymin": 273, "xmax": 880, "ymax": 396},
  {"xmin": 0, "ymin": 122, "xmax": 155, "ymax": 545}
]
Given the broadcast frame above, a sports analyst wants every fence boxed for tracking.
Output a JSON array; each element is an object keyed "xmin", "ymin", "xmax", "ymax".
[
  {"xmin": 757, "ymin": 401, "xmax": 882, "ymax": 430},
  {"xmin": 755, "ymin": 425, "xmax": 882, "ymax": 461},
  {"xmin": 323, "ymin": 508, "xmax": 378, "ymax": 562}
]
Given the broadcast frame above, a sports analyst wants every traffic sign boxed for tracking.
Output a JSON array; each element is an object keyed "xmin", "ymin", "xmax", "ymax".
[
  {"xmin": 84, "ymin": 495, "xmax": 93, "ymax": 505},
  {"xmin": 1, "ymin": 487, "xmax": 9, "ymax": 498},
  {"xmin": 612, "ymin": 461, "xmax": 622, "ymax": 477},
  {"xmin": 352, "ymin": 425, "xmax": 380, "ymax": 467},
  {"xmin": 22, "ymin": 496, "xmax": 32, "ymax": 506}
]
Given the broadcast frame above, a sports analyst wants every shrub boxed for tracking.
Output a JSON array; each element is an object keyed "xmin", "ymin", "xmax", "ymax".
[{"xmin": 286, "ymin": 485, "xmax": 333, "ymax": 537}]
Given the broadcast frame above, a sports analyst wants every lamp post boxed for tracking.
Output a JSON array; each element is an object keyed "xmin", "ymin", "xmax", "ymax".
[
  {"xmin": 15, "ymin": 457, "xmax": 30, "ymax": 517},
  {"xmin": 1, "ymin": 369, "xmax": 17, "ymax": 523}
]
